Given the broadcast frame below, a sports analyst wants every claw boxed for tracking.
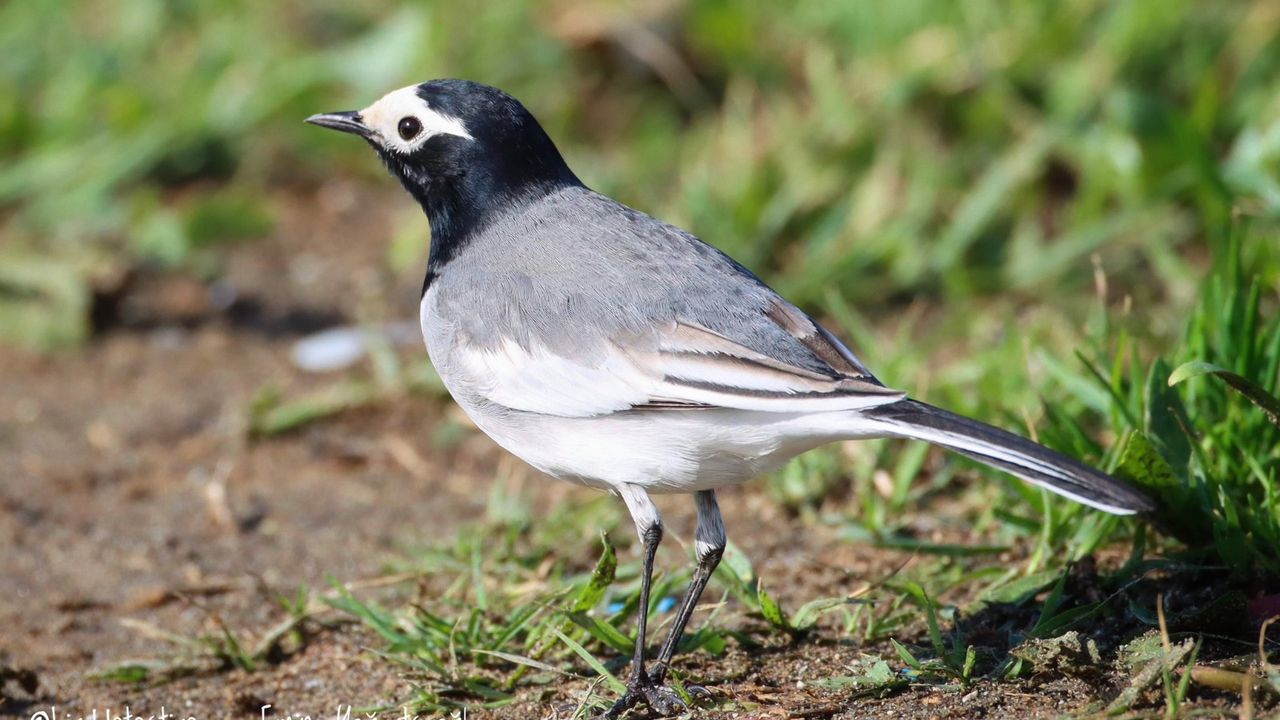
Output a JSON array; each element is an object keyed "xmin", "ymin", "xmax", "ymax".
[
  {"xmin": 603, "ymin": 692, "xmax": 635, "ymax": 719},
  {"xmin": 603, "ymin": 677, "xmax": 687, "ymax": 719},
  {"xmin": 641, "ymin": 683, "xmax": 686, "ymax": 715}
]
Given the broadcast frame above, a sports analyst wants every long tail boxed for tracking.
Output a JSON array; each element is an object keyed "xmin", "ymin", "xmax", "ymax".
[{"xmin": 861, "ymin": 399, "xmax": 1155, "ymax": 515}]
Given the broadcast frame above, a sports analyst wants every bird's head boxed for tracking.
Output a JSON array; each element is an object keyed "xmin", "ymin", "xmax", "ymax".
[{"xmin": 307, "ymin": 80, "xmax": 580, "ymax": 241}]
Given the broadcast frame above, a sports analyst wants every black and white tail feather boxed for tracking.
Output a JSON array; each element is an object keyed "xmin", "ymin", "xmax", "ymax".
[{"xmin": 862, "ymin": 399, "xmax": 1154, "ymax": 514}]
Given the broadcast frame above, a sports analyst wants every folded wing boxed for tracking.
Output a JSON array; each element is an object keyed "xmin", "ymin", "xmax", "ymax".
[{"xmin": 452, "ymin": 314, "xmax": 903, "ymax": 418}]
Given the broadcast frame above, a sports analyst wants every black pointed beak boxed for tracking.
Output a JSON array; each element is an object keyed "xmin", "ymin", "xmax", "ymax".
[{"xmin": 305, "ymin": 111, "xmax": 372, "ymax": 138}]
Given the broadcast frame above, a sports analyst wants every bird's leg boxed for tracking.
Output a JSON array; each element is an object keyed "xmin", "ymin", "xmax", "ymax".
[
  {"xmin": 648, "ymin": 489, "xmax": 725, "ymax": 686},
  {"xmin": 606, "ymin": 484, "xmax": 685, "ymax": 719}
]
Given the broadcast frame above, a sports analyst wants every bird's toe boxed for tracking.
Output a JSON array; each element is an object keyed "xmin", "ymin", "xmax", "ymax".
[
  {"xmin": 640, "ymin": 683, "xmax": 686, "ymax": 715},
  {"xmin": 603, "ymin": 677, "xmax": 688, "ymax": 719}
]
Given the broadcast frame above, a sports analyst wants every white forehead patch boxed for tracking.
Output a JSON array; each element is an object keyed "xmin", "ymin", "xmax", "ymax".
[{"xmin": 360, "ymin": 85, "xmax": 473, "ymax": 154}]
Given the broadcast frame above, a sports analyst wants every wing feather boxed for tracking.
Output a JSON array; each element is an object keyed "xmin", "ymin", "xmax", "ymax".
[
  {"xmin": 762, "ymin": 296, "xmax": 881, "ymax": 382},
  {"xmin": 452, "ymin": 319, "xmax": 903, "ymax": 418}
]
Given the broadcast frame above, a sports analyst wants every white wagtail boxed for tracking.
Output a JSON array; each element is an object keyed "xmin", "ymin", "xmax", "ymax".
[{"xmin": 307, "ymin": 80, "xmax": 1154, "ymax": 717}]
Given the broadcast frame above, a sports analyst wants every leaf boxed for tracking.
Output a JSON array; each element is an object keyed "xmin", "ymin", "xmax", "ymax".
[
  {"xmin": 978, "ymin": 569, "xmax": 1062, "ymax": 605},
  {"xmin": 890, "ymin": 638, "xmax": 922, "ymax": 670},
  {"xmin": 564, "ymin": 611, "xmax": 633, "ymax": 654},
  {"xmin": 791, "ymin": 596, "xmax": 850, "ymax": 631},
  {"xmin": 217, "ymin": 625, "xmax": 255, "ymax": 672},
  {"xmin": 875, "ymin": 536, "xmax": 1010, "ymax": 557},
  {"xmin": 820, "ymin": 658, "xmax": 907, "ymax": 695},
  {"xmin": 1120, "ymin": 631, "xmax": 1169, "ymax": 668},
  {"xmin": 1107, "ymin": 638, "xmax": 1195, "ymax": 714},
  {"xmin": 321, "ymin": 584, "xmax": 407, "ymax": 646},
  {"xmin": 961, "ymin": 645, "xmax": 977, "ymax": 681},
  {"xmin": 471, "ymin": 649, "xmax": 574, "ymax": 678},
  {"xmin": 756, "ymin": 579, "xmax": 790, "ymax": 631},
  {"xmin": 0, "ymin": 254, "xmax": 90, "ymax": 350},
  {"xmin": 1114, "ymin": 430, "xmax": 1210, "ymax": 543},
  {"xmin": 1028, "ymin": 571, "xmax": 1068, "ymax": 637},
  {"xmin": 1030, "ymin": 601, "xmax": 1105, "ymax": 639},
  {"xmin": 899, "ymin": 581, "xmax": 945, "ymax": 658},
  {"xmin": 1144, "ymin": 358, "xmax": 1192, "ymax": 473},
  {"xmin": 819, "ymin": 660, "xmax": 891, "ymax": 686},
  {"xmin": 460, "ymin": 679, "xmax": 513, "ymax": 704},
  {"xmin": 680, "ymin": 627, "xmax": 727, "ymax": 656},
  {"xmin": 718, "ymin": 540, "xmax": 756, "ymax": 586},
  {"xmin": 571, "ymin": 533, "xmax": 616, "ymax": 613},
  {"xmin": 131, "ymin": 206, "xmax": 191, "ymax": 265},
  {"xmin": 713, "ymin": 540, "xmax": 759, "ymax": 607},
  {"xmin": 549, "ymin": 627, "xmax": 625, "ymax": 694},
  {"xmin": 248, "ymin": 381, "xmax": 379, "ymax": 436},
  {"xmin": 1169, "ymin": 361, "xmax": 1280, "ymax": 427},
  {"xmin": 90, "ymin": 663, "xmax": 152, "ymax": 683},
  {"xmin": 1113, "ymin": 431, "xmax": 1179, "ymax": 497}
]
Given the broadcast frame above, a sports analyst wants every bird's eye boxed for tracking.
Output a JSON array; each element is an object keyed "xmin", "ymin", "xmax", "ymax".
[{"xmin": 398, "ymin": 116, "xmax": 422, "ymax": 140}]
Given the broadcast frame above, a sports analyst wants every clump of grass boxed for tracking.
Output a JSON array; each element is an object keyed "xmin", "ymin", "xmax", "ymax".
[
  {"xmin": 887, "ymin": 581, "xmax": 978, "ymax": 685},
  {"xmin": 1058, "ymin": 224, "xmax": 1280, "ymax": 578},
  {"xmin": 319, "ymin": 498, "xmax": 699, "ymax": 713},
  {"xmin": 91, "ymin": 586, "xmax": 316, "ymax": 686},
  {"xmin": 319, "ymin": 491, "xmax": 902, "ymax": 714}
]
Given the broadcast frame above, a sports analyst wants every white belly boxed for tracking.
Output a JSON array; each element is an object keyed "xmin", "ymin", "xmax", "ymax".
[{"xmin": 462, "ymin": 404, "xmax": 845, "ymax": 493}]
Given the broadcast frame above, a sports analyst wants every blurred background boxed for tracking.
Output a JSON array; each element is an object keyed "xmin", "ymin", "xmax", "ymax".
[
  {"xmin": 4, "ymin": 0, "xmax": 1278, "ymax": 350},
  {"xmin": 3, "ymin": 0, "xmax": 1280, "ymax": 716}
]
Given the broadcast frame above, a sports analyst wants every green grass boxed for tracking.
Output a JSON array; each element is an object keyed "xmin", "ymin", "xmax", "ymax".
[
  {"xmin": 1084, "ymin": 228, "xmax": 1280, "ymax": 578},
  {"xmin": 10, "ymin": 0, "xmax": 1279, "ymax": 714},
  {"xmin": 314, "ymin": 496, "xmax": 959, "ymax": 714},
  {"xmin": 320, "ymin": 499, "xmax": 702, "ymax": 714}
]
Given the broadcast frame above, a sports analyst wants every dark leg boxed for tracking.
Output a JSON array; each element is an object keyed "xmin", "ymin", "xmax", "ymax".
[
  {"xmin": 649, "ymin": 490, "xmax": 725, "ymax": 685},
  {"xmin": 605, "ymin": 485, "xmax": 685, "ymax": 719},
  {"xmin": 630, "ymin": 523, "xmax": 662, "ymax": 680}
]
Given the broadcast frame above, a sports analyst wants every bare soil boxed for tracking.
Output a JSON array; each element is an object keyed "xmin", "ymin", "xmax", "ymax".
[{"xmin": 0, "ymin": 184, "xmax": 1249, "ymax": 719}]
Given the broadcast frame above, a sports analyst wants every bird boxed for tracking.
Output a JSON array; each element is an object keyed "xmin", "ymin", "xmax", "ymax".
[{"xmin": 307, "ymin": 79, "xmax": 1155, "ymax": 717}]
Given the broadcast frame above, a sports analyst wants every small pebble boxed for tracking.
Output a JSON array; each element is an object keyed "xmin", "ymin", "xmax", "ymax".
[{"xmin": 291, "ymin": 327, "xmax": 367, "ymax": 372}]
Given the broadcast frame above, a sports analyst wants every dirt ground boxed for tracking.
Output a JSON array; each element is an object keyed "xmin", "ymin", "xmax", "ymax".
[{"xmin": 0, "ymin": 184, "xmax": 1248, "ymax": 719}]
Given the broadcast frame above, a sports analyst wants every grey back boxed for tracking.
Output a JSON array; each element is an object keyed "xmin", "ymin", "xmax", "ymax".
[{"xmin": 431, "ymin": 186, "xmax": 855, "ymax": 378}]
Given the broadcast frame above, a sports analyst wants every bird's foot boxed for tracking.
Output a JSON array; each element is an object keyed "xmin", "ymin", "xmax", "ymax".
[{"xmin": 603, "ymin": 675, "xmax": 686, "ymax": 719}]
